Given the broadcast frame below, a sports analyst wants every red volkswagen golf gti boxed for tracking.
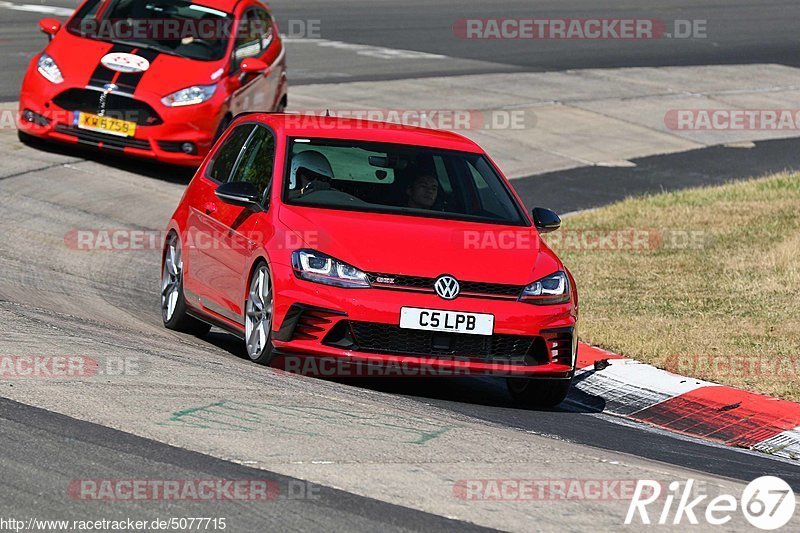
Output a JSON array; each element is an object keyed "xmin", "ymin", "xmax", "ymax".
[
  {"xmin": 18, "ymin": 0, "xmax": 286, "ymax": 166},
  {"xmin": 162, "ymin": 114, "xmax": 579, "ymax": 407}
]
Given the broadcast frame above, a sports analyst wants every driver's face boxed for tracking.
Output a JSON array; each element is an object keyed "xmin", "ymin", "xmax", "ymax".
[{"xmin": 408, "ymin": 175, "xmax": 439, "ymax": 208}]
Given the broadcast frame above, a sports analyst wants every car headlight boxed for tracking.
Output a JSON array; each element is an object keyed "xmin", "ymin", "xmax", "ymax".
[
  {"xmin": 37, "ymin": 53, "xmax": 63, "ymax": 84},
  {"xmin": 292, "ymin": 250, "xmax": 370, "ymax": 288},
  {"xmin": 519, "ymin": 271, "xmax": 570, "ymax": 305},
  {"xmin": 161, "ymin": 84, "xmax": 217, "ymax": 107}
]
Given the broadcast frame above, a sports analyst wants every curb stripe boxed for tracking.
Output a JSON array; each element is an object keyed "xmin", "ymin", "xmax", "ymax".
[
  {"xmin": 754, "ymin": 428, "xmax": 800, "ymax": 459},
  {"xmin": 576, "ymin": 343, "xmax": 624, "ymax": 369},
  {"xmin": 631, "ymin": 386, "xmax": 800, "ymax": 448},
  {"xmin": 572, "ymin": 359, "xmax": 711, "ymax": 416},
  {"xmin": 575, "ymin": 342, "xmax": 800, "ymax": 460}
]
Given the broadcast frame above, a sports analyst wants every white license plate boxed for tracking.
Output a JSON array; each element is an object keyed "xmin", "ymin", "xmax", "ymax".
[{"xmin": 399, "ymin": 307, "xmax": 494, "ymax": 336}]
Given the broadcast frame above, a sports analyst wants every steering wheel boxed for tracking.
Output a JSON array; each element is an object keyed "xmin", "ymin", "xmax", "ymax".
[{"xmin": 188, "ymin": 38, "xmax": 217, "ymax": 50}]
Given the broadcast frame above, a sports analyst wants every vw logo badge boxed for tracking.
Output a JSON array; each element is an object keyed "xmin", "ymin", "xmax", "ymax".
[{"xmin": 434, "ymin": 275, "xmax": 460, "ymax": 300}]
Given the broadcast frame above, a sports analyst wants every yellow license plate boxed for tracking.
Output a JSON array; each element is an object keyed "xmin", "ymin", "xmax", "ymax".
[{"xmin": 77, "ymin": 112, "xmax": 137, "ymax": 137}]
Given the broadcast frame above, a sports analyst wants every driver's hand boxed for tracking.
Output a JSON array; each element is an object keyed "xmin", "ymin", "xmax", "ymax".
[{"xmin": 301, "ymin": 179, "xmax": 331, "ymax": 196}]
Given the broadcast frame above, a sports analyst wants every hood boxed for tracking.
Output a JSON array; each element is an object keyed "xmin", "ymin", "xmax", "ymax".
[
  {"xmin": 48, "ymin": 32, "xmax": 225, "ymax": 97},
  {"xmin": 278, "ymin": 205, "xmax": 563, "ymax": 285}
]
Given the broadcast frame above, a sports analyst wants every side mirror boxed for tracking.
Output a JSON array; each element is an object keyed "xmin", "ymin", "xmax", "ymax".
[
  {"xmin": 532, "ymin": 207, "xmax": 561, "ymax": 233},
  {"xmin": 39, "ymin": 18, "xmax": 61, "ymax": 40},
  {"xmin": 215, "ymin": 181, "xmax": 262, "ymax": 209},
  {"xmin": 240, "ymin": 58, "xmax": 269, "ymax": 74}
]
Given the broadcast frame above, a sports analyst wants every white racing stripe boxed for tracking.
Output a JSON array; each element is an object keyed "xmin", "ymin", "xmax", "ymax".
[{"xmin": 0, "ymin": 1, "xmax": 73, "ymax": 16}]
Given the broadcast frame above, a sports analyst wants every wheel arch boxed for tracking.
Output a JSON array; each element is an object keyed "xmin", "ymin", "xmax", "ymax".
[
  {"xmin": 161, "ymin": 227, "xmax": 180, "ymax": 266},
  {"xmin": 244, "ymin": 254, "xmax": 274, "ymax": 311}
]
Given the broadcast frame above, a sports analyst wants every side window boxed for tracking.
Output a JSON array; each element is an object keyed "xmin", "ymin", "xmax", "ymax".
[
  {"xmin": 229, "ymin": 126, "xmax": 275, "ymax": 202},
  {"xmin": 207, "ymin": 124, "xmax": 254, "ymax": 182},
  {"xmin": 232, "ymin": 10, "xmax": 262, "ymax": 70},
  {"xmin": 252, "ymin": 8, "xmax": 275, "ymax": 50}
]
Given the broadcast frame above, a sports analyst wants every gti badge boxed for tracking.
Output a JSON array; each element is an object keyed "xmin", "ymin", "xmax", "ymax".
[
  {"xmin": 101, "ymin": 52, "xmax": 150, "ymax": 73},
  {"xmin": 434, "ymin": 275, "xmax": 460, "ymax": 300}
]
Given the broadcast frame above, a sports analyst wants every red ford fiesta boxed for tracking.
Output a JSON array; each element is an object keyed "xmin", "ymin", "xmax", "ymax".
[{"xmin": 18, "ymin": 0, "xmax": 286, "ymax": 166}]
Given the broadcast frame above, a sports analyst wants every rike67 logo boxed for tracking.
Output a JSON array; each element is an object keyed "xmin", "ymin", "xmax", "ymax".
[{"xmin": 626, "ymin": 477, "xmax": 796, "ymax": 530}]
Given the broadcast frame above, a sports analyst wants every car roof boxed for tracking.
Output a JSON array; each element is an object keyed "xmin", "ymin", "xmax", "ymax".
[{"xmin": 235, "ymin": 113, "xmax": 485, "ymax": 153}]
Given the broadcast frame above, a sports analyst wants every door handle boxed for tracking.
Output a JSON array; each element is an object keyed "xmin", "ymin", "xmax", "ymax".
[{"xmin": 204, "ymin": 202, "xmax": 217, "ymax": 215}]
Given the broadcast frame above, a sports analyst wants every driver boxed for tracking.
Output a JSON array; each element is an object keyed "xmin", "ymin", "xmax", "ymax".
[
  {"xmin": 288, "ymin": 150, "xmax": 334, "ymax": 199},
  {"xmin": 406, "ymin": 174, "xmax": 439, "ymax": 210}
]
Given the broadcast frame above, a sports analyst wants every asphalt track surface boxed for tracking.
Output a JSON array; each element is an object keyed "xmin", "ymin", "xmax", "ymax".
[
  {"xmin": 515, "ymin": 136, "xmax": 800, "ymax": 214},
  {"xmin": 1, "ymin": 135, "xmax": 798, "ymax": 528},
  {"xmin": 4, "ymin": 0, "xmax": 800, "ymax": 96},
  {"xmin": 2, "ymin": 0, "xmax": 800, "ymax": 531},
  {"xmin": 0, "ymin": 398, "xmax": 493, "ymax": 532}
]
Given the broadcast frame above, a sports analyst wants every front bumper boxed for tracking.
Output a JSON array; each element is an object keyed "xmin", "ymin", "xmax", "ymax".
[
  {"xmin": 18, "ymin": 73, "xmax": 224, "ymax": 167},
  {"xmin": 270, "ymin": 263, "xmax": 578, "ymax": 378}
]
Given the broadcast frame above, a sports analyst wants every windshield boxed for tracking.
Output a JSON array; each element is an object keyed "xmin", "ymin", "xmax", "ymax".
[
  {"xmin": 283, "ymin": 138, "xmax": 527, "ymax": 226},
  {"xmin": 67, "ymin": 0, "xmax": 232, "ymax": 61}
]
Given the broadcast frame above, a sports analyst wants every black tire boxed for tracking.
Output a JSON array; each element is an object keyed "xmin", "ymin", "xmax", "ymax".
[
  {"xmin": 244, "ymin": 261, "xmax": 275, "ymax": 366},
  {"xmin": 507, "ymin": 377, "xmax": 572, "ymax": 409},
  {"xmin": 161, "ymin": 232, "xmax": 211, "ymax": 337}
]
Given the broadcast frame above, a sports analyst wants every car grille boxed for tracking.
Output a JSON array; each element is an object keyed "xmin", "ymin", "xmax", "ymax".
[
  {"xmin": 52, "ymin": 88, "xmax": 163, "ymax": 126},
  {"xmin": 54, "ymin": 124, "xmax": 151, "ymax": 151},
  {"xmin": 366, "ymin": 272, "xmax": 524, "ymax": 299},
  {"xmin": 332, "ymin": 321, "xmax": 547, "ymax": 363}
]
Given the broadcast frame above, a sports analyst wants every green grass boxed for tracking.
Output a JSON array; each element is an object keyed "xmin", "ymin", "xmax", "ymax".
[{"xmin": 543, "ymin": 172, "xmax": 800, "ymax": 401}]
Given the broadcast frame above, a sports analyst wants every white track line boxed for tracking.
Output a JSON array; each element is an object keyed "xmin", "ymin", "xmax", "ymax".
[
  {"xmin": 0, "ymin": 1, "xmax": 73, "ymax": 16},
  {"xmin": 282, "ymin": 37, "xmax": 449, "ymax": 60}
]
